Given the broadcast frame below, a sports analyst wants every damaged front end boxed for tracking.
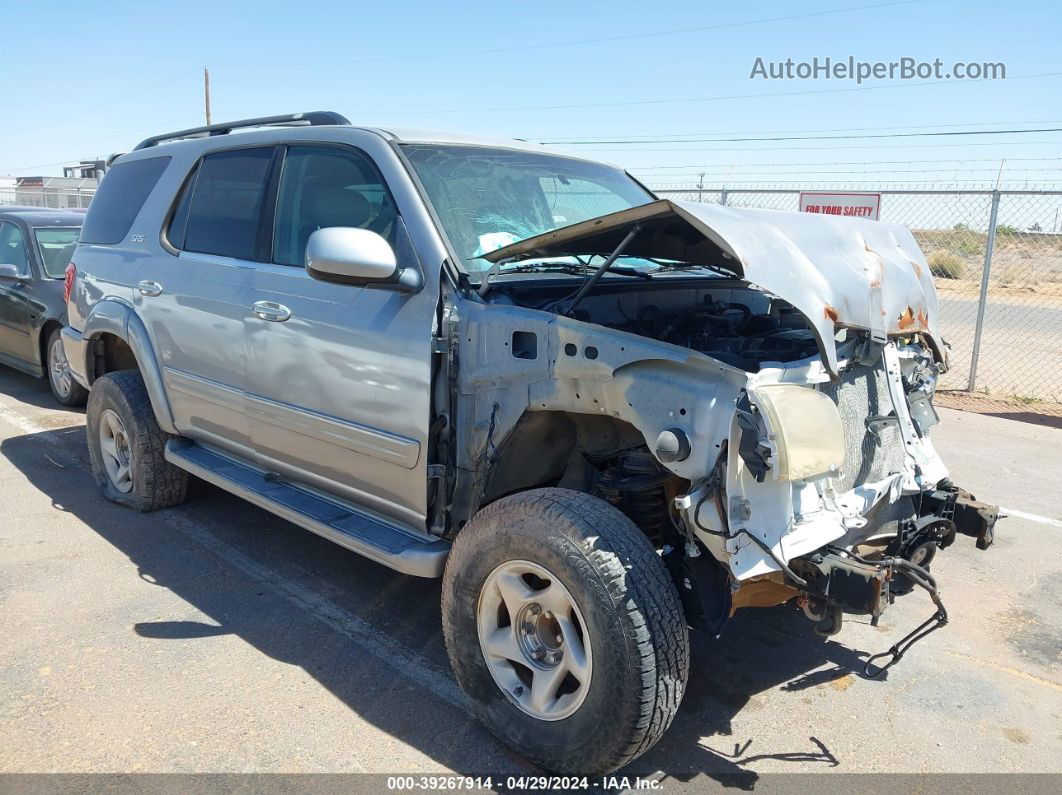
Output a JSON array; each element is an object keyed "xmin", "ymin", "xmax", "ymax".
[{"xmin": 459, "ymin": 198, "xmax": 998, "ymax": 674}]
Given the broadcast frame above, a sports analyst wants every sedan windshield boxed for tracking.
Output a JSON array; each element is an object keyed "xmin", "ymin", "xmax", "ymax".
[
  {"xmin": 34, "ymin": 227, "xmax": 80, "ymax": 278},
  {"xmin": 401, "ymin": 144, "xmax": 653, "ymax": 278}
]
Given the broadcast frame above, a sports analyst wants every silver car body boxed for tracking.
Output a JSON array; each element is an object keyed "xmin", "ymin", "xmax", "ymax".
[{"xmin": 63, "ymin": 121, "xmax": 967, "ymax": 584}]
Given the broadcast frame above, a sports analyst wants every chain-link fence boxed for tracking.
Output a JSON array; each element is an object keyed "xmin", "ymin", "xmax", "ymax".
[
  {"xmin": 3, "ymin": 178, "xmax": 1060, "ymax": 405},
  {"xmin": 652, "ymin": 186, "xmax": 1062, "ymax": 408},
  {"xmin": 0, "ymin": 185, "xmax": 95, "ymax": 210}
]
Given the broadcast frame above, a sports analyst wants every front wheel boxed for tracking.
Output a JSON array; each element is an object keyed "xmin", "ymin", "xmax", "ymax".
[{"xmin": 441, "ymin": 488, "xmax": 689, "ymax": 774}]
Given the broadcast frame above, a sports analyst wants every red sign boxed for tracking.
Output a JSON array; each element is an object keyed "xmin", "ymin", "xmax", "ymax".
[{"xmin": 799, "ymin": 191, "xmax": 881, "ymax": 220}]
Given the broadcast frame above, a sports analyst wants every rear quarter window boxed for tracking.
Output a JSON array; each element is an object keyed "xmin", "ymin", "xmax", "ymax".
[{"xmin": 80, "ymin": 157, "xmax": 171, "ymax": 245}]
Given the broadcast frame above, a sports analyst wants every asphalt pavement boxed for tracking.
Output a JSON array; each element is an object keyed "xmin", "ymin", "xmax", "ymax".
[{"xmin": 1, "ymin": 366, "xmax": 1059, "ymax": 788}]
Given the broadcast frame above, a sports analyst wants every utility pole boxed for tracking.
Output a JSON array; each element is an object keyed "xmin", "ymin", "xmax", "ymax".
[{"xmin": 204, "ymin": 67, "xmax": 212, "ymax": 125}]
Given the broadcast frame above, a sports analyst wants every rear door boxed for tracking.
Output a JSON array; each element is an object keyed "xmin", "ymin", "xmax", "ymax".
[
  {"xmin": 244, "ymin": 140, "xmax": 437, "ymax": 529},
  {"xmin": 138, "ymin": 146, "xmax": 277, "ymax": 458}
]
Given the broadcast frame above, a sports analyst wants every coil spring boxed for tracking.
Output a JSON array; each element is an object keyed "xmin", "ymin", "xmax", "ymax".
[{"xmin": 596, "ymin": 450, "xmax": 672, "ymax": 545}]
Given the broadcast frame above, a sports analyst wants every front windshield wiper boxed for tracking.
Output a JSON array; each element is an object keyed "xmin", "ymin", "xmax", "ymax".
[
  {"xmin": 503, "ymin": 261, "xmax": 649, "ymax": 279},
  {"xmin": 477, "ymin": 254, "xmax": 648, "ymax": 297},
  {"xmin": 646, "ymin": 262, "xmax": 730, "ymax": 276}
]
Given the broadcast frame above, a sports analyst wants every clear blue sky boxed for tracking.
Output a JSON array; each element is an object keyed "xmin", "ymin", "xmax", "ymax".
[{"xmin": 2, "ymin": 0, "xmax": 1059, "ymax": 187}]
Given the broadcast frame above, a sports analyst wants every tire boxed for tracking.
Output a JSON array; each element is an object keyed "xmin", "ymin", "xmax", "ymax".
[
  {"xmin": 441, "ymin": 487, "xmax": 689, "ymax": 775},
  {"xmin": 46, "ymin": 328, "xmax": 87, "ymax": 407},
  {"xmin": 86, "ymin": 370, "xmax": 188, "ymax": 511}
]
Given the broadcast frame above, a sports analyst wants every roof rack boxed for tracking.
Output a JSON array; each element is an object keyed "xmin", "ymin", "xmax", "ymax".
[{"xmin": 133, "ymin": 111, "xmax": 351, "ymax": 151}]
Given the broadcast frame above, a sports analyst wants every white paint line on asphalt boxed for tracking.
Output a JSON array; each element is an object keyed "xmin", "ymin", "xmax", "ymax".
[
  {"xmin": 1000, "ymin": 507, "xmax": 1062, "ymax": 529},
  {"xmin": 0, "ymin": 402, "xmax": 62, "ymax": 445},
  {"xmin": 155, "ymin": 507, "xmax": 470, "ymax": 713}
]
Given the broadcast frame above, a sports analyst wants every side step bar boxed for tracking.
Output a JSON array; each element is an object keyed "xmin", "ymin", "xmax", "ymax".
[{"xmin": 164, "ymin": 440, "xmax": 450, "ymax": 577}]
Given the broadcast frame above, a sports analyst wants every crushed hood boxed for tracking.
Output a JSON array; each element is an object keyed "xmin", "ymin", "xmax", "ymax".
[{"xmin": 484, "ymin": 199, "xmax": 942, "ymax": 377}]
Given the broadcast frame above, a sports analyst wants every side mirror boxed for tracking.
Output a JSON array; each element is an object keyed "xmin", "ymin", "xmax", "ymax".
[
  {"xmin": 0, "ymin": 263, "xmax": 29, "ymax": 281},
  {"xmin": 305, "ymin": 227, "xmax": 422, "ymax": 292}
]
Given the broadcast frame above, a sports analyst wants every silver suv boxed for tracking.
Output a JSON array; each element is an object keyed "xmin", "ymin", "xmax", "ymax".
[{"xmin": 63, "ymin": 112, "xmax": 998, "ymax": 774}]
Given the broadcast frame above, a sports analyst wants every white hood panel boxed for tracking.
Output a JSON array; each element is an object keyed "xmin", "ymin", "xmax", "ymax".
[{"xmin": 485, "ymin": 199, "xmax": 942, "ymax": 376}]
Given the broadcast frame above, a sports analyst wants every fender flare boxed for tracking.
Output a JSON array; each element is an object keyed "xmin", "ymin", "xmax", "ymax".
[{"xmin": 81, "ymin": 299, "xmax": 177, "ymax": 435}]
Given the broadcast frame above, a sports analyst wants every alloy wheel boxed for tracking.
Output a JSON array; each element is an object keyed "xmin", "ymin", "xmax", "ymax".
[
  {"xmin": 477, "ymin": 559, "xmax": 592, "ymax": 721},
  {"xmin": 98, "ymin": 408, "xmax": 134, "ymax": 493},
  {"xmin": 49, "ymin": 336, "xmax": 73, "ymax": 399}
]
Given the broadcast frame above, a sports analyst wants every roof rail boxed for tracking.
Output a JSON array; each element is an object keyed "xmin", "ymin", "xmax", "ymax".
[{"xmin": 133, "ymin": 111, "xmax": 351, "ymax": 151}]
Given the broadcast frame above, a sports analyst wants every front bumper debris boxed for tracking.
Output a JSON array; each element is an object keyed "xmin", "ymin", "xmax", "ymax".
[{"xmin": 791, "ymin": 547, "xmax": 949, "ymax": 678}]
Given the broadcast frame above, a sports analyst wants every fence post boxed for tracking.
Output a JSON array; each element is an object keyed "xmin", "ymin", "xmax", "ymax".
[
  {"xmin": 720, "ymin": 188, "xmax": 728, "ymax": 206},
  {"xmin": 967, "ymin": 189, "xmax": 1000, "ymax": 392}
]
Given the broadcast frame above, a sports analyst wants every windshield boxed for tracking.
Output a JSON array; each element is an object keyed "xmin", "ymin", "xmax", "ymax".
[
  {"xmin": 401, "ymin": 145, "xmax": 653, "ymax": 278},
  {"xmin": 34, "ymin": 227, "xmax": 80, "ymax": 278}
]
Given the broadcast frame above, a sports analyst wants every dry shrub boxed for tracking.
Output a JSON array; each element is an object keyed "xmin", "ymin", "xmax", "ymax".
[{"xmin": 927, "ymin": 249, "xmax": 966, "ymax": 279}]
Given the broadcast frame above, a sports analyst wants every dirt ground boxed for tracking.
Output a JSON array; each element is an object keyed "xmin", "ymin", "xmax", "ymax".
[{"xmin": 936, "ymin": 390, "xmax": 1062, "ymax": 423}]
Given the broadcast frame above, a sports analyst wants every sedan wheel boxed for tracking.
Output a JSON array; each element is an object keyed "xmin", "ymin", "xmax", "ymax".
[
  {"xmin": 48, "ymin": 335, "xmax": 74, "ymax": 399},
  {"xmin": 45, "ymin": 329, "xmax": 86, "ymax": 407}
]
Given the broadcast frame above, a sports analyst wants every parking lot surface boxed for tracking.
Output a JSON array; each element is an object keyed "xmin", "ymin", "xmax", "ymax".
[{"xmin": 1, "ymin": 367, "xmax": 1060, "ymax": 786}]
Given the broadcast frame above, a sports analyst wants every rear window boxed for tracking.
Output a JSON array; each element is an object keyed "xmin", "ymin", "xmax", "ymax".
[
  {"xmin": 172, "ymin": 147, "xmax": 275, "ymax": 260},
  {"xmin": 79, "ymin": 157, "xmax": 170, "ymax": 245},
  {"xmin": 34, "ymin": 227, "xmax": 81, "ymax": 278}
]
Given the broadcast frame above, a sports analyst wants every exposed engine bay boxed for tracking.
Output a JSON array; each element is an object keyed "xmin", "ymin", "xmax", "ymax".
[
  {"xmin": 492, "ymin": 278, "xmax": 821, "ymax": 373},
  {"xmin": 452, "ymin": 199, "xmax": 1000, "ymax": 675}
]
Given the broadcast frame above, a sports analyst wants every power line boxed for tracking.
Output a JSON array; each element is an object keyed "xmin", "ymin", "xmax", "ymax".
[
  {"xmin": 211, "ymin": 1, "xmax": 926, "ymax": 68},
  {"xmin": 631, "ymin": 166, "xmax": 1062, "ymax": 176},
  {"xmin": 579, "ymin": 139, "xmax": 1062, "ymax": 154},
  {"xmin": 627, "ymin": 157, "xmax": 1062, "ymax": 170},
  {"xmin": 541, "ymin": 127, "xmax": 1062, "ymax": 146},
  {"xmin": 647, "ymin": 179, "xmax": 1059, "ymax": 185},
  {"xmin": 538, "ymin": 119, "xmax": 1062, "ymax": 143},
  {"xmin": 367, "ymin": 70, "xmax": 1061, "ymax": 116}
]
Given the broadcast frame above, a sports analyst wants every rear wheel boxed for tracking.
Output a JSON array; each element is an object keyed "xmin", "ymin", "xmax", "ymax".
[
  {"xmin": 441, "ymin": 488, "xmax": 689, "ymax": 774},
  {"xmin": 86, "ymin": 370, "xmax": 187, "ymax": 511},
  {"xmin": 46, "ymin": 329, "xmax": 87, "ymax": 406}
]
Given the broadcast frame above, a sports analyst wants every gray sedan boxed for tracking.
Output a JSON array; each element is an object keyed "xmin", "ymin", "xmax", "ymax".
[{"xmin": 0, "ymin": 208, "xmax": 86, "ymax": 405}]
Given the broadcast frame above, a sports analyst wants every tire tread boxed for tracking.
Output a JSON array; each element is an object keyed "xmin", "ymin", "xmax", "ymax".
[
  {"xmin": 86, "ymin": 369, "xmax": 187, "ymax": 511},
  {"xmin": 442, "ymin": 487, "xmax": 689, "ymax": 773}
]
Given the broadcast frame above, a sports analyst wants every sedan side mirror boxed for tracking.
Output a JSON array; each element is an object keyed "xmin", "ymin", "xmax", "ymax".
[
  {"xmin": 305, "ymin": 227, "xmax": 422, "ymax": 292},
  {"xmin": 0, "ymin": 263, "xmax": 29, "ymax": 281}
]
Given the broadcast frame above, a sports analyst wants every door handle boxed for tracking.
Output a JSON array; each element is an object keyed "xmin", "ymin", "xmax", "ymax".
[
  {"xmin": 252, "ymin": 300, "xmax": 292, "ymax": 322},
  {"xmin": 137, "ymin": 280, "xmax": 163, "ymax": 297}
]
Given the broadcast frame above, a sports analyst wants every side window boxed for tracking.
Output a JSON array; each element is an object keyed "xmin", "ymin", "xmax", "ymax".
[
  {"xmin": 272, "ymin": 145, "xmax": 397, "ymax": 267},
  {"xmin": 0, "ymin": 221, "xmax": 29, "ymax": 275},
  {"xmin": 79, "ymin": 157, "xmax": 170, "ymax": 245},
  {"xmin": 179, "ymin": 148, "xmax": 274, "ymax": 260},
  {"xmin": 165, "ymin": 162, "xmax": 199, "ymax": 251}
]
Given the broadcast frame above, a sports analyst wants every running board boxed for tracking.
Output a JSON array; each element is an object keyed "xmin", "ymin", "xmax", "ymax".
[{"xmin": 164, "ymin": 440, "xmax": 449, "ymax": 577}]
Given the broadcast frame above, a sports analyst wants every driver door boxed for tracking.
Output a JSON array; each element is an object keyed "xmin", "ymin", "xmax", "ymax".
[{"xmin": 245, "ymin": 142, "xmax": 437, "ymax": 530}]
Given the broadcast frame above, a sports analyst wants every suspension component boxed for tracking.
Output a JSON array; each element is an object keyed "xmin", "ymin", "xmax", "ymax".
[{"xmin": 596, "ymin": 450, "xmax": 673, "ymax": 544}]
